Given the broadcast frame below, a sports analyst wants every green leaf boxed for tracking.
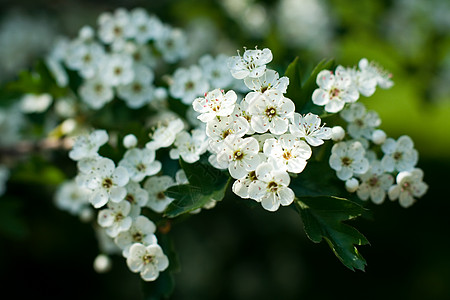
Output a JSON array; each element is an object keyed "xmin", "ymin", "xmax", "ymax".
[
  {"xmin": 284, "ymin": 56, "xmax": 302, "ymax": 105},
  {"xmin": 163, "ymin": 158, "xmax": 231, "ymax": 218},
  {"xmin": 295, "ymin": 196, "xmax": 369, "ymax": 271},
  {"xmin": 298, "ymin": 58, "xmax": 335, "ymax": 114}
]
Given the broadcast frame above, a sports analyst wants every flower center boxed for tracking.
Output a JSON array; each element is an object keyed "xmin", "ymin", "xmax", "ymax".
[
  {"xmin": 114, "ymin": 67, "xmax": 123, "ymax": 76},
  {"xmin": 368, "ymin": 176, "xmax": 379, "ymax": 187},
  {"xmin": 248, "ymin": 171, "xmax": 257, "ymax": 182},
  {"xmin": 136, "ymin": 163, "xmax": 146, "ymax": 172},
  {"xmin": 282, "ymin": 150, "xmax": 292, "ymax": 160},
  {"xmin": 157, "ymin": 191, "xmax": 165, "ymax": 200},
  {"xmin": 341, "ymin": 157, "xmax": 353, "ymax": 166},
  {"xmin": 265, "ymin": 107, "xmax": 277, "ymax": 119},
  {"xmin": 143, "ymin": 254, "xmax": 154, "ymax": 265},
  {"xmin": 94, "ymin": 84, "xmax": 104, "ymax": 93},
  {"xmin": 132, "ymin": 83, "xmax": 143, "ymax": 93},
  {"xmin": 185, "ymin": 81, "xmax": 194, "ymax": 91},
  {"xmin": 222, "ymin": 129, "xmax": 233, "ymax": 139},
  {"xmin": 234, "ymin": 150, "xmax": 244, "ymax": 160},
  {"xmin": 113, "ymin": 26, "xmax": 123, "ymax": 37},
  {"xmin": 330, "ymin": 88, "xmax": 340, "ymax": 98},
  {"xmin": 393, "ymin": 152, "xmax": 403, "ymax": 160},
  {"xmin": 102, "ymin": 178, "xmax": 113, "ymax": 189},
  {"xmin": 133, "ymin": 232, "xmax": 143, "ymax": 242},
  {"xmin": 125, "ymin": 194, "xmax": 135, "ymax": 203},
  {"xmin": 114, "ymin": 213, "xmax": 124, "ymax": 222},
  {"xmin": 267, "ymin": 181, "xmax": 278, "ymax": 192}
]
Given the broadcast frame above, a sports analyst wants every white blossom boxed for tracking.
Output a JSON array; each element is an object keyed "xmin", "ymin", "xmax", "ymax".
[
  {"xmin": 340, "ymin": 102, "xmax": 381, "ymax": 139},
  {"xmin": 192, "ymin": 89, "xmax": 237, "ymax": 123},
  {"xmin": 244, "ymin": 69, "xmax": 289, "ymax": 94},
  {"xmin": 170, "ymin": 65, "xmax": 209, "ymax": 105},
  {"xmin": 117, "ymin": 64, "xmax": 155, "ymax": 109},
  {"xmin": 126, "ymin": 243, "xmax": 169, "ymax": 281},
  {"xmin": 329, "ymin": 141, "xmax": 370, "ymax": 181},
  {"xmin": 206, "ymin": 115, "xmax": 249, "ymax": 152},
  {"xmin": 100, "ymin": 53, "xmax": 134, "ymax": 86},
  {"xmin": 97, "ymin": 200, "xmax": 133, "ymax": 238},
  {"xmin": 381, "ymin": 135, "xmax": 418, "ymax": 172},
  {"xmin": 358, "ymin": 58, "xmax": 394, "ymax": 89},
  {"xmin": 84, "ymin": 157, "xmax": 129, "ymax": 208},
  {"xmin": 312, "ymin": 67, "xmax": 359, "ymax": 113},
  {"xmin": 289, "ymin": 112, "xmax": 332, "ymax": 146},
  {"xmin": 144, "ymin": 175, "xmax": 175, "ymax": 213},
  {"xmin": 356, "ymin": 161, "xmax": 394, "ymax": 204},
  {"xmin": 263, "ymin": 134, "xmax": 312, "ymax": 173},
  {"xmin": 216, "ymin": 136, "xmax": 261, "ymax": 179},
  {"xmin": 69, "ymin": 130, "xmax": 109, "ymax": 161},
  {"xmin": 248, "ymin": 90, "xmax": 295, "ymax": 135},
  {"xmin": 247, "ymin": 162, "xmax": 294, "ymax": 211},
  {"xmin": 146, "ymin": 118, "xmax": 185, "ymax": 150},
  {"xmin": 119, "ymin": 148, "xmax": 161, "ymax": 182},
  {"xmin": 155, "ymin": 26, "xmax": 188, "ymax": 63},
  {"xmin": 228, "ymin": 48, "xmax": 273, "ymax": 79},
  {"xmin": 78, "ymin": 77, "xmax": 114, "ymax": 109},
  {"xmin": 199, "ymin": 54, "xmax": 234, "ymax": 89},
  {"xmin": 115, "ymin": 216, "xmax": 158, "ymax": 258},
  {"xmin": 388, "ymin": 168, "xmax": 428, "ymax": 208},
  {"xmin": 169, "ymin": 129, "xmax": 209, "ymax": 163},
  {"xmin": 54, "ymin": 179, "xmax": 91, "ymax": 216}
]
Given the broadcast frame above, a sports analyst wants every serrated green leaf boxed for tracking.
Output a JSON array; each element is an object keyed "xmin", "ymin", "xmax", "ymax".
[
  {"xmin": 295, "ymin": 196, "xmax": 369, "ymax": 271},
  {"xmin": 163, "ymin": 158, "xmax": 231, "ymax": 218}
]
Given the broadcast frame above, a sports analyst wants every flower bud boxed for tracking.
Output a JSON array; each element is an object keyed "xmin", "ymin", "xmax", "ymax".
[
  {"xmin": 331, "ymin": 126, "xmax": 345, "ymax": 141},
  {"xmin": 345, "ymin": 178, "xmax": 359, "ymax": 193}
]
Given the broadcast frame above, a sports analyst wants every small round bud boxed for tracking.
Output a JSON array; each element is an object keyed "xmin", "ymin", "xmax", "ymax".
[
  {"xmin": 79, "ymin": 207, "xmax": 94, "ymax": 223},
  {"xmin": 123, "ymin": 134, "xmax": 138, "ymax": 148},
  {"xmin": 345, "ymin": 178, "xmax": 359, "ymax": 193},
  {"xmin": 371, "ymin": 129, "xmax": 387, "ymax": 145},
  {"xmin": 93, "ymin": 254, "xmax": 112, "ymax": 273},
  {"xmin": 331, "ymin": 126, "xmax": 345, "ymax": 141}
]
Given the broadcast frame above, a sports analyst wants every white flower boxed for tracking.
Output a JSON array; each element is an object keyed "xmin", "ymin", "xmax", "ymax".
[
  {"xmin": 123, "ymin": 134, "xmax": 138, "ymax": 148},
  {"xmin": 263, "ymin": 134, "xmax": 312, "ymax": 173},
  {"xmin": 329, "ymin": 141, "xmax": 370, "ymax": 181},
  {"xmin": 227, "ymin": 48, "xmax": 273, "ymax": 79},
  {"xmin": 115, "ymin": 216, "xmax": 158, "ymax": 258},
  {"xmin": 97, "ymin": 200, "xmax": 133, "ymax": 238},
  {"xmin": 100, "ymin": 53, "xmax": 134, "ymax": 86},
  {"xmin": 233, "ymin": 97, "xmax": 255, "ymax": 135},
  {"xmin": 340, "ymin": 102, "xmax": 381, "ymax": 139},
  {"xmin": 192, "ymin": 89, "xmax": 237, "ymax": 123},
  {"xmin": 247, "ymin": 162, "xmax": 294, "ymax": 211},
  {"xmin": 312, "ymin": 67, "xmax": 359, "ymax": 113},
  {"xmin": 232, "ymin": 170, "xmax": 258, "ymax": 199},
  {"xmin": 85, "ymin": 157, "xmax": 129, "ymax": 208},
  {"xmin": 216, "ymin": 136, "xmax": 261, "ymax": 179},
  {"xmin": 117, "ymin": 64, "xmax": 155, "ymax": 109},
  {"xmin": 119, "ymin": 148, "xmax": 161, "ymax": 182},
  {"xmin": 93, "ymin": 254, "xmax": 112, "ymax": 273},
  {"xmin": 248, "ymin": 90, "xmax": 295, "ymax": 135},
  {"xmin": 381, "ymin": 135, "xmax": 418, "ymax": 172},
  {"xmin": 155, "ymin": 26, "xmax": 188, "ymax": 63},
  {"xmin": 54, "ymin": 179, "xmax": 91, "ymax": 216},
  {"xmin": 127, "ymin": 8, "xmax": 163, "ymax": 43},
  {"xmin": 65, "ymin": 41, "xmax": 105, "ymax": 79},
  {"xmin": 244, "ymin": 69, "xmax": 289, "ymax": 94},
  {"xmin": 98, "ymin": 8, "xmax": 132, "ymax": 45},
  {"xmin": 289, "ymin": 112, "xmax": 332, "ymax": 146},
  {"xmin": 126, "ymin": 243, "xmax": 169, "ymax": 281},
  {"xmin": 78, "ymin": 77, "xmax": 114, "ymax": 110},
  {"xmin": 206, "ymin": 115, "xmax": 249, "ymax": 151},
  {"xmin": 144, "ymin": 175, "xmax": 175, "ymax": 213},
  {"xmin": 69, "ymin": 130, "xmax": 109, "ymax": 161},
  {"xmin": 346, "ymin": 66, "xmax": 377, "ymax": 97},
  {"xmin": 358, "ymin": 58, "xmax": 393, "ymax": 89},
  {"xmin": 199, "ymin": 54, "xmax": 234, "ymax": 89},
  {"xmin": 169, "ymin": 129, "xmax": 209, "ymax": 163},
  {"xmin": 170, "ymin": 65, "xmax": 209, "ymax": 105},
  {"xmin": 123, "ymin": 181, "xmax": 149, "ymax": 208},
  {"xmin": 356, "ymin": 161, "xmax": 394, "ymax": 204},
  {"xmin": 146, "ymin": 118, "xmax": 185, "ymax": 150},
  {"xmin": 388, "ymin": 168, "xmax": 428, "ymax": 208}
]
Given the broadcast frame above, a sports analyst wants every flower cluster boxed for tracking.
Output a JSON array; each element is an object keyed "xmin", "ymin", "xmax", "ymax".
[
  {"xmin": 46, "ymin": 7, "xmax": 188, "ymax": 110},
  {"xmin": 328, "ymin": 101, "xmax": 428, "ymax": 207},
  {"xmin": 193, "ymin": 47, "xmax": 332, "ymax": 211}
]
